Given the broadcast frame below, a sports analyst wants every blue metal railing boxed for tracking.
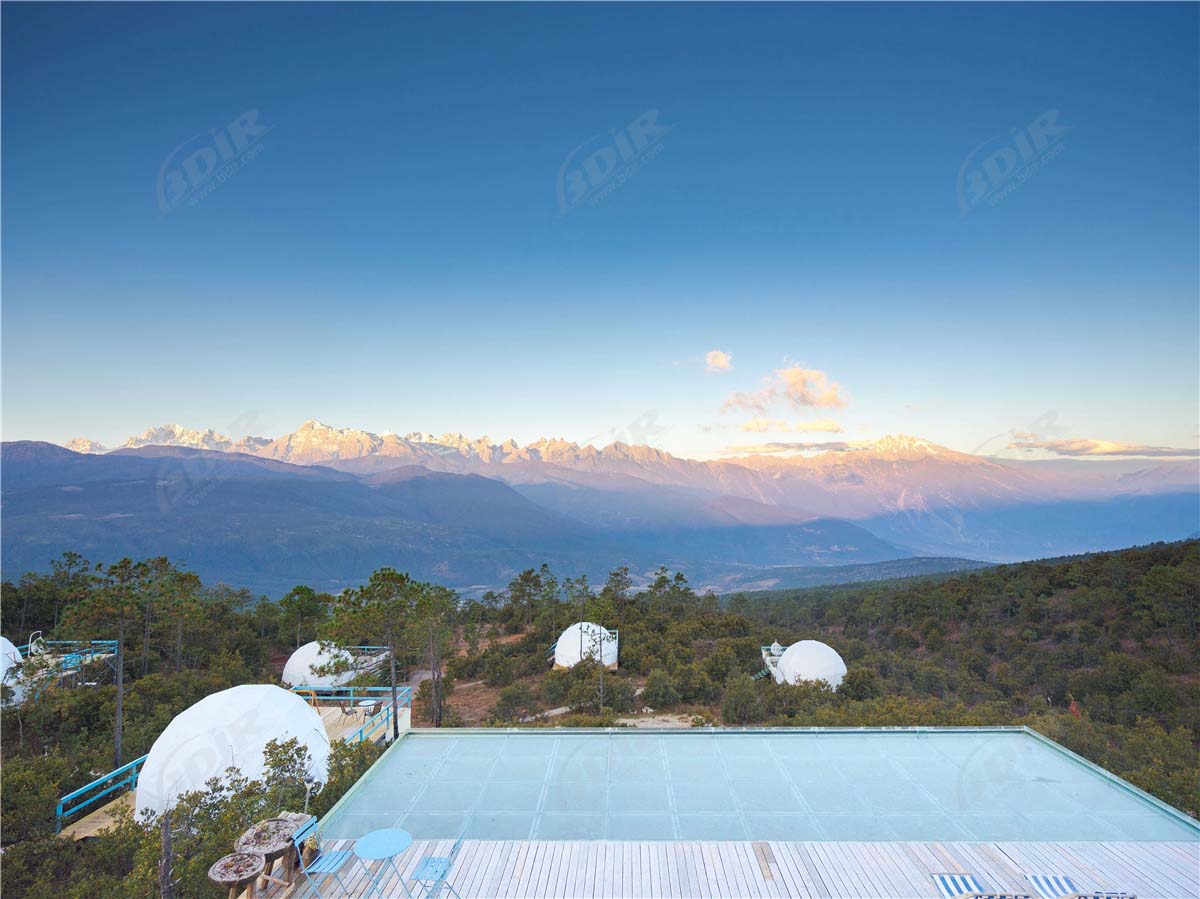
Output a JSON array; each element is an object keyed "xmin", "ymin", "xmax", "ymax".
[
  {"xmin": 287, "ymin": 685, "xmax": 410, "ymax": 704},
  {"xmin": 354, "ymin": 704, "xmax": 394, "ymax": 743},
  {"xmin": 55, "ymin": 753, "xmax": 148, "ymax": 833},
  {"xmin": 16, "ymin": 639, "xmax": 117, "ymax": 663}
]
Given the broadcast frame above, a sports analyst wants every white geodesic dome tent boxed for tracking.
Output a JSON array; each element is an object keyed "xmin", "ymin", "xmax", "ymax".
[
  {"xmin": 281, "ymin": 641, "xmax": 356, "ymax": 688},
  {"xmin": 0, "ymin": 636, "xmax": 22, "ymax": 685},
  {"xmin": 135, "ymin": 684, "xmax": 330, "ymax": 818},
  {"xmin": 553, "ymin": 622, "xmax": 618, "ymax": 668},
  {"xmin": 775, "ymin": 640, "xmax": 847, "ymax": 689}
]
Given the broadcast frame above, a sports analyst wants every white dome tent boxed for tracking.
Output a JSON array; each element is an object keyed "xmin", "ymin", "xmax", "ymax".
[
  {"xmin": 553, "ymin": 622, "xmax": 618, "ymax": 669},
  {"xmin": 282, "ymin": 641, "xmax": 356, "ymax": 688},
  {"xmin": 1, "ymin": 636, "xmax": 25, "ymax": 704},
  {"xmin": 135, "ymin": 684, "xmax": 330, "ymax": 818},
  {"xmin": 0, "ymin": 636, "xmax": 22, "ymax": 684},
  {"xmin": 773, "ymin": 640, "xmax": 848, "ymax": 689}
]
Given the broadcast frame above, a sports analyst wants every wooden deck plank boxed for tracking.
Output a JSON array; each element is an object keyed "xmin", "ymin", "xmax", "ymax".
[
  {"xmin": 708, "ymin": 841, "xmax": 732, "ymax": 899},
  {"xmin": 863, "ymin": 841, "xmax": 911, "ymax": 898},
  {"xmin": 504, "ymin": 840, "xmax": 528, "ymax": 899},
  {"xmin": 766, "ymin": 840, "xmax": 806, "ymax": 898},
  {"xmin": 456, "ymin": 838, "xmax": 488, "ymax": 898},
  {"xmin": 58, "ymin": 790, "xmax": 135, "ymax": 840},
  {"xmin": 480, "ymin": 839, "xmax": 509, "ymax": 899},
  {"xmin": 715, "ymin": 844, "xmax": 739, "ymax": 899},
  {"xmin": 1077, "ymin": 841, "xmax": 1189, "ymax": 898},
  {"xmin": 546, "ymin": 841, "xmax": 561, "ymax": 899},
  {"xmin": 571, "ymin": 840, "xmax": 586, "ymax": 899},
  {"xmin": 702, "ymin": 840, "xmax": 722, "ymax": 899},
  {"xmin": 851, "ymin": 841, "xmax": 898, "ymax": 899},
  {"xmin": 527, "ymin": 840, "xmax": 549, "ymax": 899},
  {"xmin": 788, "ymin": 841, "xmax": 830, "ymax": 898},
  {"xmin": 578, "ymin": 840, "xmax": 594, "ymax": 899},
  {"xmin": 737, "ymin": 842, "xmax": 766, "ymax": 898},
  {"xmin": 813, "ymin": 839, "xmax": 851, "ymax": 897}
]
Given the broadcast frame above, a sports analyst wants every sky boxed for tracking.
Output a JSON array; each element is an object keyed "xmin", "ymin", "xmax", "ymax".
[{"xmin": 3, "ymin": 3, "xmax": 1197, "ymax": 461}]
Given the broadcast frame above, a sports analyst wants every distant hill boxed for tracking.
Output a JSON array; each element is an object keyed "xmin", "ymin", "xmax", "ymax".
[{"xmin": 719, "ymin": 556, "xmax": 992, "ymax": 594}]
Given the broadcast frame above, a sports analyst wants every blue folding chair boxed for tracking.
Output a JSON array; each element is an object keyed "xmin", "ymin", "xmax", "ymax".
[
  {"xmin": 1027, "ymin": 874, "xmax": 1135, "ymax": 899},
  {"xmin": 406, "ymin": 834, "xmax": 464, "ymax": 898},
  {"xmin": 933, "ymin": 872, "xmax": 1031, "ymax": 899},
  {"xmin": 292, "ymin": 816, "xmax": 354, "ymax": 899}
]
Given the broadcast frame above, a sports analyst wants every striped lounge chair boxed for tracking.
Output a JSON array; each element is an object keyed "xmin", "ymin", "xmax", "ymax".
[
  {"xmin": 933, "ymin": 872, "xmax": 1032, "ymax": 899},
  {"xmin": 1027, "ymin": 874, "xmax": 1135, "ymax": 899}
]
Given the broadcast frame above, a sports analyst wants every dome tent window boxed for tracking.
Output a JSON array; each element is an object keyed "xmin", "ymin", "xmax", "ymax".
[
  {"xmin": 761, "ymin": 640, "xmax": 847, "ymax": 689},
  {"xmin": 553, "ymin": 622, "xmax": 618, "ymax": 669}
]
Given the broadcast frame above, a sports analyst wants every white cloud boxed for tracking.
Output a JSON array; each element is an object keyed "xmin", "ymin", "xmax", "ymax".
[
  {"xmin": 722, "ymin": 440, "xmax": 854, "ymax": 456},
  {"xmin": 722, "ymin": 366, "xmax": 847, "ymax": 413},
  {"xmin": 705, "ymin": 350, "xmax": 733, "ymax": 373},
  {"xmin": 739, "ymin": 417, "xmax": 844, "ymax": 434},
  {"xmin": 1008, "ymin": 438, "xmax": 1199, "ymax": 458}
]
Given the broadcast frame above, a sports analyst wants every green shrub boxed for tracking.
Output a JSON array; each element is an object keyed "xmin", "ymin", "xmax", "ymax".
[
  {"xmin": 674, "ymin": 663, "xmax": 719, "ymax": 704},
  {"xmin": 541, "ymin": 668, "xmax": 572, "ymax": 706},
  {"xmin": 492, "ymin": 683, "xmax": 539, "ymax": 723},
  {"xmin": 721, "ymin": 674, "xmax": 763, "ymax": 724},
  {"xmin": 483, "ymin": 652, "xmax": 515, "ymax": 687},
  {"xmin": 642, "ymin": 668, "xmax": 679, "ymax": 708},
  {"xmin": 839, "ymin": 668, "xmax": 880, "ymax": 701}
]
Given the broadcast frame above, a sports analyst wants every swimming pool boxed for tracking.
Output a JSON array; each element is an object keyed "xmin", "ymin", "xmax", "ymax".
[{"xmin": 320, "ymin": 727, "xmax": 1199, "ymax": 842}]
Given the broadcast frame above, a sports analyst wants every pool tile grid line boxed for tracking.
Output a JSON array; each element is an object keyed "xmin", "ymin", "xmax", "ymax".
[
  {"xmin": 397, "ymin": 734, "xmax": 460, "ymax": 824},
  {"xmin": 709, "ymin": 729, "xmax": 752, "ymax": 841},
  {"xmin": 532, "ymin": 731, "xmax": 562, "ymax": 841},
  {"xmin": 763, "ymin": 729, "xmax": 828, "ymax": 839},
  {"xmin": 600, "ymin": 735, "xmax": 615, "ymax": 839},
  {"xmin": 657, "ymin": 732, "xmax": 682, "ymax": 840}
]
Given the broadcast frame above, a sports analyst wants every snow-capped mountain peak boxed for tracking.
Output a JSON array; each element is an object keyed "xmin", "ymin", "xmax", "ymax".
[
  {"xmin": 121, "ymin": 424, "xmax": 235, "ymax": 451},
  {"xmin": 65, "ymin": 437, "xmax": 108, "ymax": 454},
  {"xmin": 864, "ymin": 434, "xmax": 946, "ymax": 457}
]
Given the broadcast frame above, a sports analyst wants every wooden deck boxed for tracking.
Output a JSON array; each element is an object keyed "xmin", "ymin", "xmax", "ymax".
[
  {"xmin": 315, "ymin": 702, "xmax": 380, "ymax": 743},
  {"xmin": 256, "ymin": 839, "xmax": 1198, "ymax": 899},
  {"xmin": 58, "ymin": 791, "xmax": 134, "ymax": 840}
]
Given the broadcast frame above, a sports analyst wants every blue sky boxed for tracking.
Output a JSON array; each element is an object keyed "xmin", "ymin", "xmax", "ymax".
[{"xmin": 3, "ymin": 3, "xmax": 1197, "ymax": 460}]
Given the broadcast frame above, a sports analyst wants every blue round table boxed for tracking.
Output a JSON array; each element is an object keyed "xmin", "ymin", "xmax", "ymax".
[{"xmin": 354, "ymin": 828, "xmax": 413, "ymax": 897}]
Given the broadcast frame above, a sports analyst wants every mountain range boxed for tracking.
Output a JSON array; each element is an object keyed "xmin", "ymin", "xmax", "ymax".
[{"xmin": 3, "ymin": 420, "xmax": 1195, "ymax": 595}]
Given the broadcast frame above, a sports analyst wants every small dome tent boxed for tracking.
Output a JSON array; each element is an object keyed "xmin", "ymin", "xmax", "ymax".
[
  {"xmin": 553, "ymin": 622, "xmax": 618, "ymax": 669},
  {"xmin": 1, "ymin": 636, "xmax": 25, "ymax": 704},
  {"xmin": 0, "ymin": 636, "xmax": 22, "ymax": 684},
  {"xmin": 135, "ymin": 684, "xmax": 329, "ymax": 818},
  {"xmin": 775, "ymin": 640, "xmax": 847, "ymax": 689},
  {"xmin": 281, "ymin": 641, "xmax": 356, "ymax": 688}
]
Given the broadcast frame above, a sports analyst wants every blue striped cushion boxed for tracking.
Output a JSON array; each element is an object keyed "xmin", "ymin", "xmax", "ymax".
[
  {"xmin": 1030, "ymin": 874, "xmax": 1079, "ymax": 898},
  {"xmin": 934, "ymin": 873, "xmax": 985, "ymax": 898}
]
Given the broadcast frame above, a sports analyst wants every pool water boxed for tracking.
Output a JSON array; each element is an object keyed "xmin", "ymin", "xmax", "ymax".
[{"xmin": 321, "ymin": 728, "xmax": 1199, "ymax": 842}]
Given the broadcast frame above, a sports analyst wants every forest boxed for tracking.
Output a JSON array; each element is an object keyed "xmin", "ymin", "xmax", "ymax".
[{"xmin": 0, "ymin": 540, "xmax": 1196, "ymax": 898}]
